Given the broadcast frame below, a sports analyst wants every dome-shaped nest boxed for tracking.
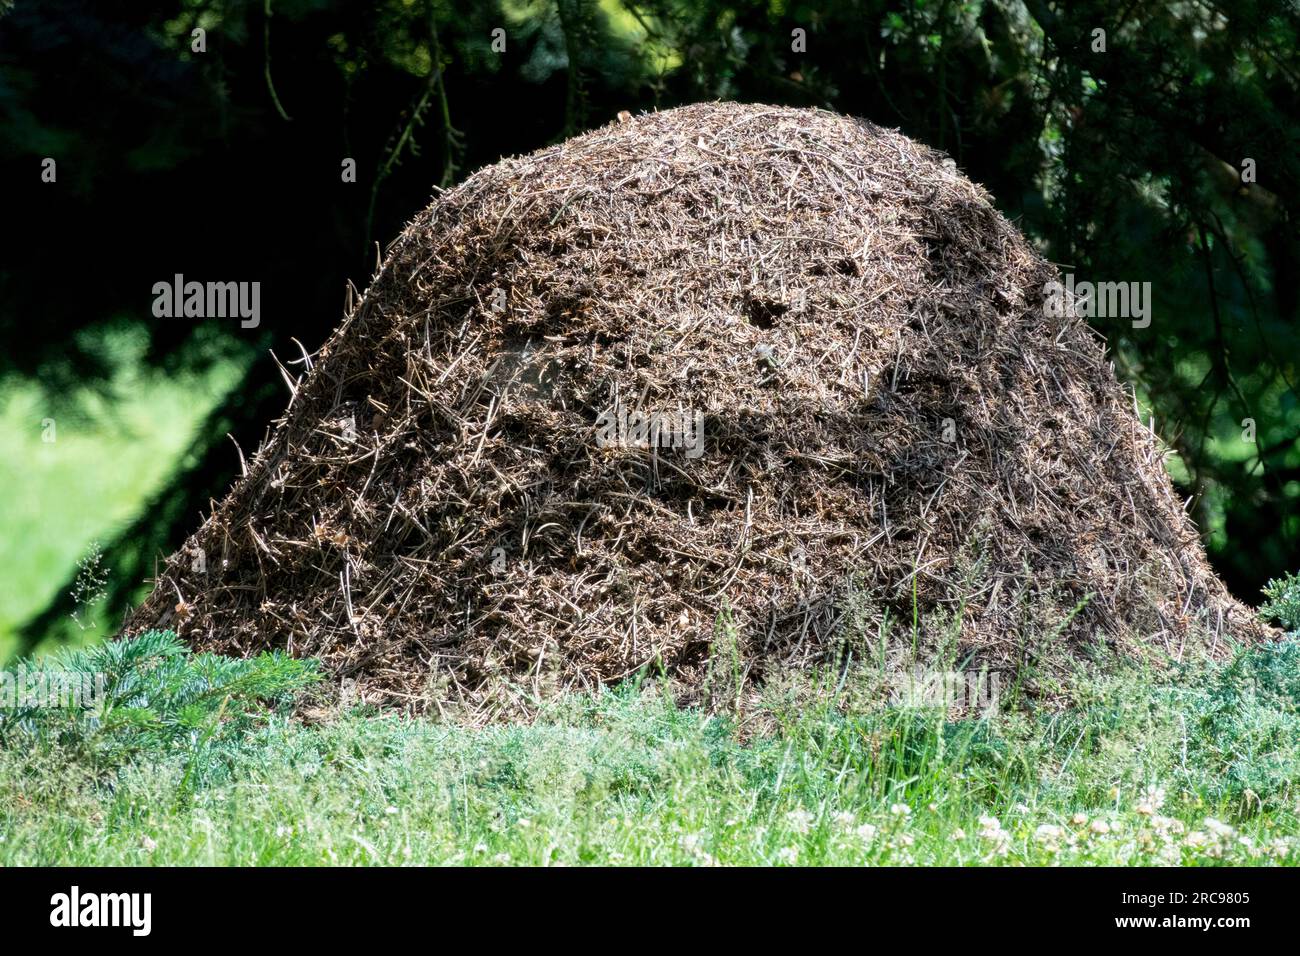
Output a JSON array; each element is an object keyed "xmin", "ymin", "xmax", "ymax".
[{"xmin": 125, "ymin": 103, "xmax": 1262, "ymax": 712}]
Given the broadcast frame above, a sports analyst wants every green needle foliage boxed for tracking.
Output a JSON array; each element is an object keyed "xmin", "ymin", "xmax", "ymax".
[
  {"xmin": 0, "ymin": 631, "xmax": 320, "ymax": 789},
  {"xmin": 1261, "ymin": 572, "xmax": 1300, "ymax": 634}
]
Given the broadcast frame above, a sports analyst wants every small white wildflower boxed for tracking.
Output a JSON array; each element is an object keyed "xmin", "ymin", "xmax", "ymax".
[
  {"xmin": 952, "ymin": 827, "xmax": 967, "ymax": 841},
  {"xmin": 1135, "ymin": 785, "xmax": 1166, "ymax": 816},
  {"xmin": 1070, "ymin": 812, "xmax": 1088, "ymax": 826},
  {"xmin": 1034, "ymin": 824, "xmax": 1064, "ymax": 845},
  {"xmin": 1089, "ymin": 819, "xmax": 1111, "ymax": 836},
  {"xmin": 786, "ymin": 807, "xmax": 815, "ymax": 834},
  {"xmin": 1185, "ymin": 830, "xmax": 1209, "ymax": 848},
  {"xmin": 777, "ymin": 845, "xmax": 799, "ymax": 865},
  {"xmin": 855, "ymin": 823, "xmax": 878, "ymax": 844},
  {"xmin": 832, "ymin": 811, "xmax": 856, "ymax": 831},
  {"xmin": 1150, "ymin": 814, "xmax": 1184, "ymax": 837},
  {"xmin": 890, "ymin": 803, "xmax": 911, "ymax": 817},
  {"xmin": 1204, "ymin": 817, "xmax": 1235, "ymax": 839},
  {"xmin": 977, "ymin": 816, "xmax": 1010, "ymax": 856},
  {"xmin": 141, "ymin": 836, "xmax": 157, "ymax": 853},
  {"xmin": 385, "ymin": 805, "xmax": 399, "ymax": 816}
]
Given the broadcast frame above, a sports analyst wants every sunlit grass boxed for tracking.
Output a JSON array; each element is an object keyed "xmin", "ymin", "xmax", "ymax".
[
  {"xmin": 2, "ymin": 631, "xmax": 1297, "ymax": 866},
  {"xmin": 0, "ymin": 324, "xmax": 247, "ymax": 657}
]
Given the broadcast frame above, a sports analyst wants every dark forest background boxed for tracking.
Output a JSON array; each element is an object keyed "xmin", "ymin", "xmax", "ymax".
[{"xmin": 1, "ymin": 0, "xmax": 1297, "ymax": 657}]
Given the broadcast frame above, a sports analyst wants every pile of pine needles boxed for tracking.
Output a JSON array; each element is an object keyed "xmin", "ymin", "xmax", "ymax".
[{"xmin": 125, "ymin": 103, "xmax": 1264, "ymax": 716}]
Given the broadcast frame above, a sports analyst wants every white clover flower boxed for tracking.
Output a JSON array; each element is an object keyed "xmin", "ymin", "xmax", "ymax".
[
  {"xmin": 890, "ymin": 803, "xmax": 911, "ymax": 817},
  {"xmin": 1034, "ymin": 824, "xmax": 1064, "ymax": 845},
  {"xmin": 856, "ymin": 823, "xmax": 878, "ymax": 844},
  {"xmin": 1135, "ymin": 785, "xmax": 1166, "ymax": 816},
  {"xmin": 1185, "ymin": 830, "xmax": 1209, "ymax": 848},
  {"xmin": 1204, "ymin": 817, "xmax": 1235, "ymax": 839},
  {"xmin": 952, "ymin": 827, "xmax": 967, "ymax": 841},
  {"xmin": 777, "ymin": 845, "xmax": 800, "ymax": 865},
  {"xmin": 832, "ymin": 811, "xmax": 856, "ymax": 831},
  {"xmin": 1089, "ymin": 819, "xmax": 1111, "ymax": 835},
  {"xmin": 1150, "ymin": 814, "xmax": 1184, "ymax": 837},
  {"xmin": 786, "ymin": 807, "xmax": 815, "ymax": 834},
  {"xmin": 977, "ymin": 815, "xmax": 1010, "ymax": 856},
  {"xmin": 1070, "ymin": 812, "xmax": 1089, "ymax": 826}
]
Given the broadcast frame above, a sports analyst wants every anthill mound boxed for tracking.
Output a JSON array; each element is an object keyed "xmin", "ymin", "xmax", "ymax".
[{"xmin": 125, "ymin": 103, "xmax": 1262, "ymax": 711}]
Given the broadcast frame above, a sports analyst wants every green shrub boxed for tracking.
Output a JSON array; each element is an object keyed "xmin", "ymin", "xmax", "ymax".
[
  {"xmin": 1261, "ymin": 571, "xmax": 1300, "ymax": 633},
  {"xmin": 0, "ymin": 630, "xmax": 320, "ymax": 791}
]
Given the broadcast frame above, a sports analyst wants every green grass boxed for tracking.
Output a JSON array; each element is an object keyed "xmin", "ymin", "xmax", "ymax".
[
  {"xmin": 0, "ymin": 325, "xmax": 248, "ymax": 657},
  {"xmin": 2, "ymin": 630, "xmax": 1298, "ymax": 866}
]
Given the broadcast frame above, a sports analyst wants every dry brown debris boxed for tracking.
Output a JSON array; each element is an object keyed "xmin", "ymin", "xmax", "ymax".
[{"xmin": 124, "ymin": 103, "xmax": 1263, "ymax": 713}]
